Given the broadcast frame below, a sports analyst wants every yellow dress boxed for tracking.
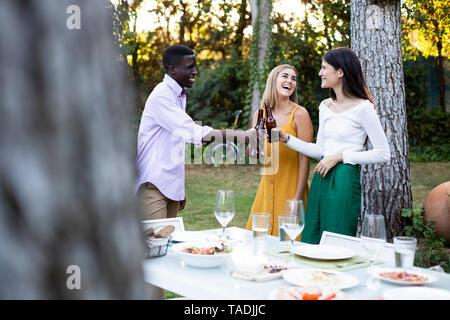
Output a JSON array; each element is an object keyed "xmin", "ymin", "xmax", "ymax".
[{"xmin": 246, "ymin": 106, "xmax": 309, "ymax": 239}]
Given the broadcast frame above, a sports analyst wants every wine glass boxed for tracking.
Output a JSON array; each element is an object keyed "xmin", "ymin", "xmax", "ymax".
[
  {"xmin": 279, "ymin": 199, "xmax": 303, "ymax": 246},
  {"xmin": 279, "ymin": 200, "xmax": 305, "ymax": 266},
  {"xmin": 214, "ymin": 190, "xmax": 235, "ymax": 239},
  {"xmin": 360, "ymin": 213, "xmax": 386, "ymax": 290}
]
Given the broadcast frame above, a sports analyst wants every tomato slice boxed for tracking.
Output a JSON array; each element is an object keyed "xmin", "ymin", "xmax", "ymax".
[
  {"xmin": 322, "ymin": 292, "xmax": 336, "ymax": 300},
  {"xmin": 302, "ymin": 293, "xmax": 322, "ymax": 300},
  {"xmin": 288, "ymin": 292, "xmax": 301, "ymax": 300}
]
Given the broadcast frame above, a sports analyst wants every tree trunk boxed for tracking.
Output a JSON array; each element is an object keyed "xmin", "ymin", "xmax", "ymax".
[
  {"xmin": 351, "ymin": 0, "xmax": 412, "ymax": 241},
  {"xmin": 436, "ymin": 37, "xmax": 446, "ymax": 111},
  {"xmin": 248, "ymin": 0, "xmax": 272, "ymax": 127},
  {"xmin": 233, "ymin": 0, "xmax": 249, "ymax": 58},
  {"xmin": 0, "ymin": 0, "xmax": 146, "ymax": 299},
  {"xmin": 179, "ymin": 0, "xmax": 187, "ymax": 44}
]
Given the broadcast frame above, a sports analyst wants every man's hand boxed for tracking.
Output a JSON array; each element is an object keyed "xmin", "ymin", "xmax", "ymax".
[
  {"xmin": 179, "ymin": 198, "xmax": 186, "ymax": 211},
  {"xmin": 267, "ymin": 127, "xmax": 289, "ymax": 143},
  {"xmin": 247, "ymin": 128, "xmax": 265, "ymax": 158},
  {"xmin": 313, "ymin": 153, "xmax": 343, "ymax": 178}
]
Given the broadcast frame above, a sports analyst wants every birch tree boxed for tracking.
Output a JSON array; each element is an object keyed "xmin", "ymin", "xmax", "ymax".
[
  {"xmin": 351, "ymin": 0, "xmax": 412, "ymax": 240},
  {"xmin": 248, "ymin": 0, "xmax": 273, "ymax": 126},
  {"xmin": 0, "ymin": 0, "xmax": 146, "ymax": 298}
]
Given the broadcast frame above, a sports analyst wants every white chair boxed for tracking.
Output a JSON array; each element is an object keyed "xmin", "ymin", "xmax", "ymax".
[
  {"xmin": 142, "ymin": 217, "xmax": 185, "ymax": 232},
  {"xmin": 319, "ymin": 231, "xmax": 395, "ymax": 265}
]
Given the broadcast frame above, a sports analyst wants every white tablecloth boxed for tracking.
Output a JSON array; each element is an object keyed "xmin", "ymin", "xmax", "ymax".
[{"xmin": 142, "ymin": 227, "xmax": 450, "ymax": 300}]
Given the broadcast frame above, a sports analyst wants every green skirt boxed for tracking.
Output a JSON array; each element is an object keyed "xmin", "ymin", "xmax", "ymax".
[{"xmin": 301, "ymin": 163, "xmax": 361, "ymax": 244}]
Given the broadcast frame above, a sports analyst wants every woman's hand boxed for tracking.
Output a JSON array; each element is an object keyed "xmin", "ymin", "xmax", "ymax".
[
  {"xmin": 314, "ymin": 152, "xmax": 343, "ymax": 178},
  {"xmin": 268, "ymin": 127, "xmax": 289, "ymax": 143}
]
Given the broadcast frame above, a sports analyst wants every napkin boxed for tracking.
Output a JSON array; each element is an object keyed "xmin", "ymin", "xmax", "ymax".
[
  {"xmin": 233, "ymin": 255, "xmax": 265, "ymax": 274},
  {"xmin": 231, "ymin": 268, "xmax": 285, "ymax": 282},
  {"xmin": 265, "ymin": 250, "xmax": 382, "ymax": 271}
]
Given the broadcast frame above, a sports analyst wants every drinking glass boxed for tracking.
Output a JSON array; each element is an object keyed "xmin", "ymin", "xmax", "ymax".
[
  {"xmin": 214, "ymin": 190, "xmax": 235, "ymax": 239},
  {"xmin": 252, "ymin": 213, "xmax": 270, "ymax": 241},
  {"xmin": 394, "ymin": 236, "xmax": 417, "ymax": 269},
  {"xmin": 279, "ymin": 199, "xmax": 304, "ymax": 246},
  {"xmin": 279, "ymin": 202, "xmax": 305, "ymax": 266},
  {"xmin": 360, "ymin": 213, "xmax": 386, "ymax": 290}
]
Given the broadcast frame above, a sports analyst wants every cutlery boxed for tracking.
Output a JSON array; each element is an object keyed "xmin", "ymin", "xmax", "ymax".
[{"xmin": 335, "ymin": 261, "xmax": 365, "ymax": 268}]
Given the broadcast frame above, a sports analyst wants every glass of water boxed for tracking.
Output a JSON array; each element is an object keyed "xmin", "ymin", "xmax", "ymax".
[
  {"xmin": 360, "ymin": 213, "xmax": 386, "ymax": 290},
  {"xmin": 394, "ymin": 236, "xmax": 417, "ymax": 269},
  {"xmin": 251, "ymin": 213, "xmax": 271, "ymax": 241},
  {"xmin": 215, "ymin": 190, "xmax": 235, "ymax": 239}
]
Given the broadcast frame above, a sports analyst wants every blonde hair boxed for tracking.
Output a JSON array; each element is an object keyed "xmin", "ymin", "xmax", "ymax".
[{"xmin": 260, "ymin": 64, "xmax": 298, "ymax": 111}]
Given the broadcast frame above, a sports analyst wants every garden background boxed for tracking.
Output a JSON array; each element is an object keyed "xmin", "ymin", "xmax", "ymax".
[
  {"xmin": 0, "ymin": 0, "xmax": 448, "ymax": 300},
  {"xmin": 112, "ymin": 0, "xmax": 449, "ymax": 270}
]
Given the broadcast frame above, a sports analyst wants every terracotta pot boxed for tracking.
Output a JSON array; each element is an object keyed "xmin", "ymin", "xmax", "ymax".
[{"xmin": 423, "ymin": 181, "xmax": 450, "ymax": 244}]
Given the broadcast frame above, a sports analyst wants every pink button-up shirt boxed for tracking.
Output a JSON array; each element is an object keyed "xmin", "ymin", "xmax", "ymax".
[{"xmin": 136, "ymin": 74, "xmax": 212, "ymax": 200}]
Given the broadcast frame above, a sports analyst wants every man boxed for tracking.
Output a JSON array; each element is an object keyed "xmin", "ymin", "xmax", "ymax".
[{"xmin": 136, "ymin": 44, "xmax": 255, "ymax": 221}]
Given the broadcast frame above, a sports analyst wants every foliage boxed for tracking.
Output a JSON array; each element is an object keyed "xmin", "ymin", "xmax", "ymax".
[
  {"xmin": 111, "ymin": 0, "xmax": 448, "ymax": 161},
  {"xmin": 409, "ymin": 145, "xmax": 450, "ymax": 162},
  {"xmin": 187, "ymin": 59, "xmax": 250, "ymax": 129},
  {"xmin": 401, "ymin": 207, "xmax": 450, "ymax": 272},
  {"xmin": 402, "ymin": 0, "xmax": 450, "ymax": 58},
  {"xmin": 403, "ymin": 56, "xmax": 450, "ymax": 161},
  {"xmin": 402, "ymin": 0, "xmax": 449, "ymax": 111},
  {"xmin": 406, "ymin": 103, "xmax": 449, "ymax": 155}
]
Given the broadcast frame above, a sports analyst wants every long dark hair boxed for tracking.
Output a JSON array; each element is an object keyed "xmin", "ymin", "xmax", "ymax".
[{"xmin": 322, "ymin": 47, "xmax": 374, "ymax": 105}]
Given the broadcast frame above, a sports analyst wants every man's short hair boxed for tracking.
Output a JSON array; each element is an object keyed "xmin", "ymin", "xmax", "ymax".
[{"xmin": 162, "ymin": 44, "xmax": 195, "ymax": 72}]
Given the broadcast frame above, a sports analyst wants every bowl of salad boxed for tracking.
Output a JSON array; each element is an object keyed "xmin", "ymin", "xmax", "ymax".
[{"xmin": 171, "ymin": 241, "xmax": 232, "ymax": 268}]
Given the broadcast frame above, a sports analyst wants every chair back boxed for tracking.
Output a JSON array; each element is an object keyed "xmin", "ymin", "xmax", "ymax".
[{"xmin": 319, "ymin": 231, "xmax": 395, "ymax": 265}]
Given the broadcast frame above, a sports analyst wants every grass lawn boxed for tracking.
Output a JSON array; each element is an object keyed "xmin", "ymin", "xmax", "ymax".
[{"xmin": 181, "ymin": 161, "xmax": 450, "ymax": 231}]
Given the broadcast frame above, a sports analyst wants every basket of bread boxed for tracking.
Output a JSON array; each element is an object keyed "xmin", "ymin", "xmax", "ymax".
[{"xmin": 144, "ymin": 225, "xmax": 175, "ymax": 258}]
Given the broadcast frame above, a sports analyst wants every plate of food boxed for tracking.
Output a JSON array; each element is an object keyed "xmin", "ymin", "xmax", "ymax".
[
  {"xmin": 373, "ymin": 268, "xmax": 437, "ymax": 286},
  {"xmin": 282, "ymin": 268, "xmax": 359, "ymax": 289},
  {"xmin": 171, "ymin": 241, "xmax": 232, "ymax": 268},
  {"xmin": 269, "ymin": 286, "xmax": 350, "ymax": 300},
  {"xmin": 383, "ymin": 287, "xmax": 450, "ymax": 300},
  {"xmin": 293, "ymin": 245, "xmax": 356, "ymax": 260}
]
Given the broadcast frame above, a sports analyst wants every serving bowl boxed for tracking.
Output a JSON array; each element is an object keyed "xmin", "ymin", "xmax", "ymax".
[{"xmin": 171, "ymin": 241, "xmax": 232, "ymax": 268}]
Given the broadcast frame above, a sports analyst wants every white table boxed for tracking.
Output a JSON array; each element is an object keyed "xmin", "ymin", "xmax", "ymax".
[{"xmin": 142, "ymin": 227, "xmax": 450, "ymax": 300}]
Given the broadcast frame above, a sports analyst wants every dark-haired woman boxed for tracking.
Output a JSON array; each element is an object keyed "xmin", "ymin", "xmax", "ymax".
[{"xmin": 271, "ymin": 47, "xmax": 390, "ymax": 244}]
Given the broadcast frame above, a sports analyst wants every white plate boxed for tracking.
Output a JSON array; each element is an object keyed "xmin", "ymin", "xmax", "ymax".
[
  {"xmin": 171, "ymin": 231, "xmax": 219, "ymax": 243},
  {"xmin": 383, "ymin": 287, "xmax": 450, "ymax": 300},
  {"xmin": 293, "ymin": 245, "xmax": 356, "ymax": 260},
  {"xmin": 268, "ymin": 286, "xmax": 350, "ymax": 300},
  {"xmin": 282, "ymin": 268, "xmax": 359, "ymax": 289},
  {"xmin": 373, "ymin": 268, "xmax": 437, "ymax": 286},
  {"xmin": 171, "ymin": 241, "xmax": 232, "ymax": 268}
]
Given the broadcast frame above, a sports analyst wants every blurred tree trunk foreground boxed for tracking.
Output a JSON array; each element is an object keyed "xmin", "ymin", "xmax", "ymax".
[
  {"xmin": 0, "ymin": 0, "xmax": 146, "ymax": 298},
  {"xmin": 351, "ymin": 0, "xmax": 412, "ymax": 241}
]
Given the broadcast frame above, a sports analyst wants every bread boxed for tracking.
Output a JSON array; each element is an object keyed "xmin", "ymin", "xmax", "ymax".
[
  {"xmin": 144, "ymin": 227, "xmax": 154, "ymax": 238},
  {"xmin": 154, "ymin": 225, "xmax": 175, "ymax": 238}
]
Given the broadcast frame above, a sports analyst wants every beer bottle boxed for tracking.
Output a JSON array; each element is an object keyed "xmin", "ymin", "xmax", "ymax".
[
  {"xmin": 254, "ymin": 109, "xmax": 265, "ymax": 160},
  {"xmin": 264, "ymin": 102, "xmax": 277, "ymax": 143},
  {"xmin": 254, "ymin": 108, "xmax": 264, "ymax": 131}
]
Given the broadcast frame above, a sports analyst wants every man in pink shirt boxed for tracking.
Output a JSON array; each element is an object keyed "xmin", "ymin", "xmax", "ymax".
[{"xmin": 136, "ymin": 44, "xmax": 254, "ymax": 221}]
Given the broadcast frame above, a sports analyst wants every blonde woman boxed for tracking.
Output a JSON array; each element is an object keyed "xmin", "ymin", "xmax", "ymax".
[
  {"xmin": 271, "ymin": 48, "xmax": 390, "ymax": 244},
  {"xmin": 245, "ymin": 64, "xmax": 314, "ymax": 238}
]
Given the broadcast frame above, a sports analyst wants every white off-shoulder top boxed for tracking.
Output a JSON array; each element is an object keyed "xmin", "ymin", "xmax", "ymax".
[{"xmin": 285, "ymin": 99, "xmax": 390, "ymax": 165}]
